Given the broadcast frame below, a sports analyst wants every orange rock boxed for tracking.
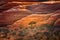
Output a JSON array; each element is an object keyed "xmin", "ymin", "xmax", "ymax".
[{"xmin": 11, "ymin": 13, "xmax": 59, "ymax": 29}]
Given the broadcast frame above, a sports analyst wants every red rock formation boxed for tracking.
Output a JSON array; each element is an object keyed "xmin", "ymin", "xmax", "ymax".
[
  {"xmin": 0, "ymin": 10, "xmax": 32, "ymax": 27},
  {"xmin": 0, "ymin": 1, "xmax": 60, "ymax": 40},
  {"xmin": 26, "ymin": 2, "xmax": 60, "ymax": 13},
  {"xmin": 7, "ymin": 13, "xmax": 60, "ymax": 40},
  {"xmin": 10, "ymin": 13, "xmax": 60, "ymax": 29},
  {"xmin": 0, "ymin": 1, "xmax": 60, "ymax": 27}
]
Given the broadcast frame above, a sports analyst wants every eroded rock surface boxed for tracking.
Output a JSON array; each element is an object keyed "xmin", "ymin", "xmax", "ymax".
[
  {"xmin": 8, "ymin": 13, "xmax": 60, "ymax": 40},
  {"xmin": 0, "ymin": 2, "xmax": 60, "ymax": 40}
]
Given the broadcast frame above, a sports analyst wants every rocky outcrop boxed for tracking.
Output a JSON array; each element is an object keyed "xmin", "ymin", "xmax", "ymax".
[
  {"xmin": 0, "ymin": 10, "xmax": 32, "ymax": 27},
  {"xmin": 0, "ymin": 1, "xmax": 60, "ymax": 40},
  {"xmin": 7, "ymin": 13, "xmax": 60, "ymax": 40},
  {"xmin": 0, "ymin": 2, "xmax": 60, "ymax": 27},
  {"xmin": 10, "ymin": 13, "xmax": 60, "ymax": 28}
]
